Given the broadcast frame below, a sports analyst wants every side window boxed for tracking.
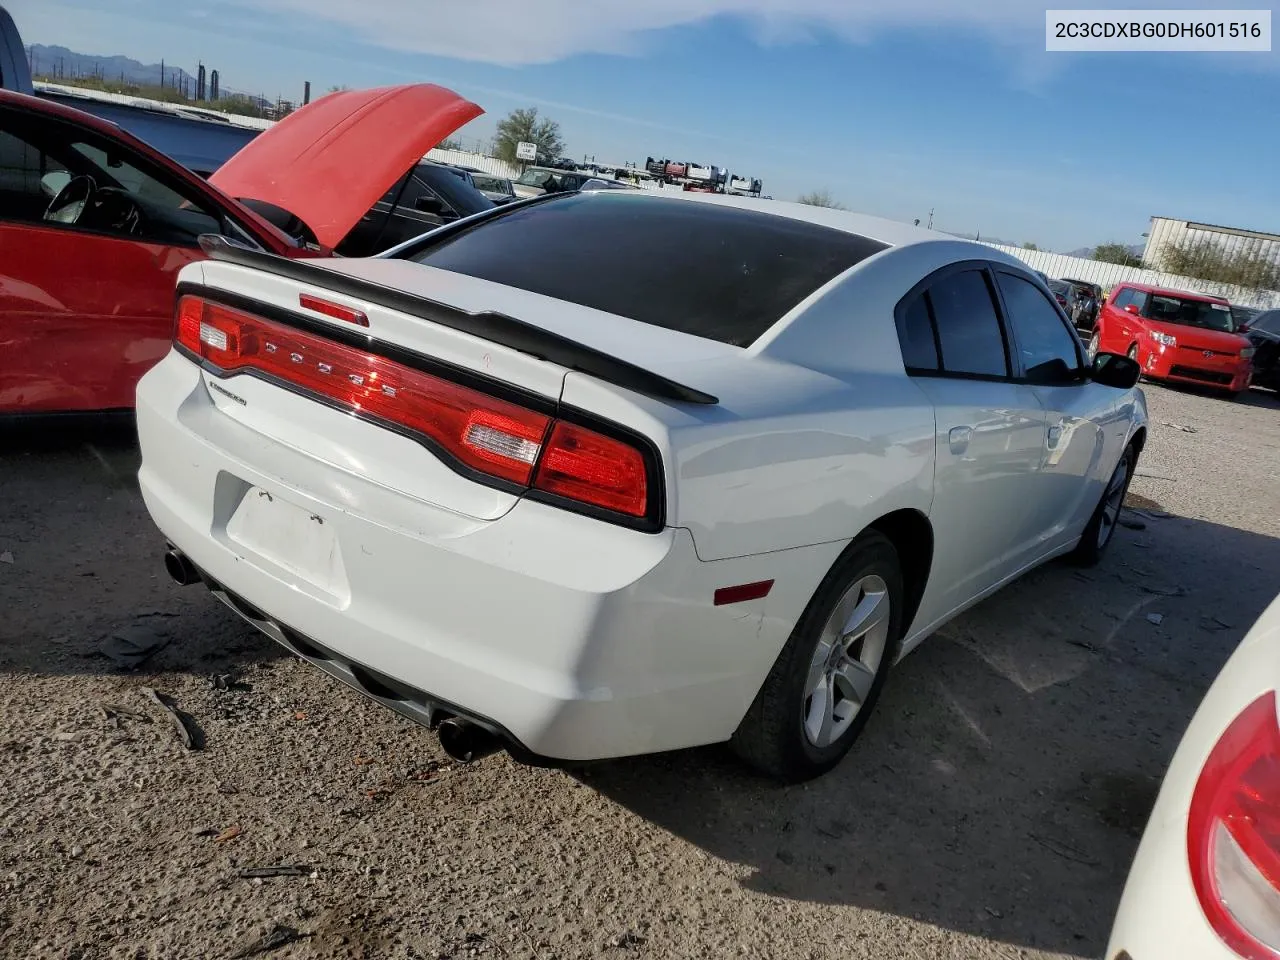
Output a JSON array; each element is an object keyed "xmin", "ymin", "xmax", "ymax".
[
  {"xmin": 392, "ymin": 175, "xmax": 457, "ymax": 219},
  {"xmin": 411, "ymin": 177, "xmax": 457, "ymax": 217},
  {"xmin": 0, "ymin": 125, "xmax": 70, "ymax": 222},
  {"xmin": 996, "ymin": 273, "xmax": 1082, "ymax": 383},
  {"xmin": 928, "ymin": 269, "xmax": 1010, "ymax": 378},
  {"xmin": 1112, "ymin": 288, "xmax": 1133, "ymax": 310},
  {"xmin": 895, "ymin": 293, "xmax": 940, "ymax": 371},
  {"xmin": 0, "ymin": 112, "xmax": 222, "ymax": 245}
]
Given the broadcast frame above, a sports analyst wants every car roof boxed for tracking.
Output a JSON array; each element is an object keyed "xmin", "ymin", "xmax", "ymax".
[
  {"xmin": 637, "ymin": 190, "xmax": 971, "ymax": 251},
  {"xmin": 1119, "ymin": 280, "xmax": 1228, "ymax": 303}
]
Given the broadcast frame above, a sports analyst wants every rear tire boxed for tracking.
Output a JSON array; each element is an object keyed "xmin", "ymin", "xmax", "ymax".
[
  {"xmin": 730, "ymin": 531, "xmax": 904, "ymax": 783},
  {"xmin": 1071, "ymin": 443, "xmax": 1137, "ymax": 567}
]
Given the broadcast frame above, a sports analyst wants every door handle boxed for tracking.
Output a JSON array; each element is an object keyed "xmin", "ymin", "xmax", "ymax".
[{"xmin": 948, "ymin": 426, "xmax": 972, "ymax": 455}]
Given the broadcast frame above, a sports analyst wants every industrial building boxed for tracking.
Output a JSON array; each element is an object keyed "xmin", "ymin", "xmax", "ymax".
[{"xmin": 1142, "ymin": 216, "xmax": 1280, "ymax": 274}]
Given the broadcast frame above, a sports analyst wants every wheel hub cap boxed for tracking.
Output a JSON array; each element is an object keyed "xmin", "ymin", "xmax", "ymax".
[{"xmin": 802, "ymin": 574, "xmax": 891, "ymax": 749}]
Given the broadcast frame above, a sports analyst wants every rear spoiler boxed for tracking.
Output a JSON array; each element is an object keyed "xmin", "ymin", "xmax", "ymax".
[{"xmin": 199, "ymin": 235, "xmax": 718, "ymax": 406}]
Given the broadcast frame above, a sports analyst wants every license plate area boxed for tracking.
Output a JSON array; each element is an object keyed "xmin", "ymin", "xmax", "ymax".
[{"xmin": 213, "ymin": 473, "xmax": 350, "ymax": 606}]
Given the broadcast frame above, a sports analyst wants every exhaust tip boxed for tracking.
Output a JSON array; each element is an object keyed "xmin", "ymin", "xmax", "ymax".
[
  {"xmin": 163, "ymin": 548, "xmax": 200, "ymax": 586},
  {"xmin": 437, "ymin": 716, "xmax": 502, "ymax": 764}
]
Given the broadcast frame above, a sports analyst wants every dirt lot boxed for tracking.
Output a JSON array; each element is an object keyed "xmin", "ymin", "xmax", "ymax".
[{"xmin": 2, "ymin": 383, "xmax": 1278, "ymax": 960}]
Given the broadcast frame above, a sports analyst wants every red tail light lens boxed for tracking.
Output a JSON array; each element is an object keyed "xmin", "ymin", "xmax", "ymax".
[
  {"xmin": 174, "ymin": 295, "xmax": 656, "ymax": 523},
  {"xmin": 1188, "ymin": 691, "xmax": 1280, "ymax": 959},
  {"xmin": 534, "ymin": 422, "xmax": 648, "ymax": 518}
]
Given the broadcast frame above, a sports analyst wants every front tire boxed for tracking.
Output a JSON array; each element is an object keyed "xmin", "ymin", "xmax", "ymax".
[
  {"xmin": 730, "ymin": 532, "xmax": 904, "ymax": 782},
  {"xmin": 1071, "ymin": 443, "xmax": 1136, "ymax": 566}
]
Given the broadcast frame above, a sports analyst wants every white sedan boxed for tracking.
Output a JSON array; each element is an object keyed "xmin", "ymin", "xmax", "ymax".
[
  {"xmin": 135, "ymin": 191, "xmax": 1147, "ymax": 781},
  {"xmin": 1108, "ymin": 592, "xmax": 1280, "ymax": 960}
]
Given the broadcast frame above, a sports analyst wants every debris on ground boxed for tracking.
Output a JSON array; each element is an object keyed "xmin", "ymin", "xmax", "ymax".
[
  {"xmin": 1145, "ymin": 613, "xmax": 1165, "ymax": 626},
  {"xmin": 230, "ymin": 923, "xmax": 308, "ymax": 958},
  {"xmin": 100, "ymin": 703, "xmax": 150, "ymax": 726},
  {"xmin": 1028, "ymin": 833, "xmax": 1100, "ymax": 866},
  {"xmin": 141, "ymin": 687, "xmax": 201, "ymax": 750},
  {"xmin": 1140, "ymin": 583, "xmax": 1186, "ymax": 598},
  {"xmin": 0, "ymin": 551, "xmax": 12, "ymax": 564},
  {"xmin": 1118, "ymin": 516, "xmax": 1147, "ymax": 531},
  {"xmin": 97, "ymin": 615, "xmax": 177, "ymax": 669},
  {"xmin": 985, "ymin": 906, "xmax": 1004, "ymax": 919},
  {"xmin": 1066, "ymin": 639, "xmax": 1098, "ymax": 653},
  {"xmin": 607, "ymin": 930, "xmax": 648, "ymax": 949},
  {"xmin": 237, "ymin": 865, "xmax": 312, "ymax": 879},
  {"xmin": 1161, "ymin": 421, "xmax": 1198, "ymax": 434},
  {"xmin": 214, "ymin": 824, "xmax": 244, "ymax": 844}
]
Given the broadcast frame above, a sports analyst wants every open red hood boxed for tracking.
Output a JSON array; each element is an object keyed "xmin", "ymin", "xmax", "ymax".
[{"xmin": 210, "ymin": 84, "xmax": 483, "ymax": 249}]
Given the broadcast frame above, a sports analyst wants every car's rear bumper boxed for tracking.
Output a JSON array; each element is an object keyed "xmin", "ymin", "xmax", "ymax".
[
  {"xmin": 136, "ymin": 352, "xmax": 834, "ymax": 760},
  {"xmin": 1138, "ymin": 344, "xmax": 1251, "ymax": 392}
]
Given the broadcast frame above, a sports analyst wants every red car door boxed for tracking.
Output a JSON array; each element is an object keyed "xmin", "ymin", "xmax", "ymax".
[
  {"xmin": 0, "ymin": 224, "xmax": 202, "ymax": 413},
  {"xmin": 0, "ymin": 106, "xmax": 222, "ymax": 413}
]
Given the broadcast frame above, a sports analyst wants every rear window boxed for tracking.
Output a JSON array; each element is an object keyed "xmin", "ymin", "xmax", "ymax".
[{"xmin": 402, "ymin": 193, "xmax": 887, "ymax": 346}]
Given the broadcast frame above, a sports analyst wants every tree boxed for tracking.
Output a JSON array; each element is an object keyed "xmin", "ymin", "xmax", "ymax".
[
  {"xmin": 1023, "ymin": 242, "xmax": 1039, "ymax": 251},
  {"xmin": 327, "ymin": 84, "xmax": 350, "ymax": 93},
  {"xmin": 797, "ymin": 189, "xmax": 845, "ymax": 209},
  {"xmin": 494, "ymin": 108, "xmax": 565, "ymax": 164},
  {"xmin": 1094, "ymin": 243, "xmax": 1143, "ymax": 268},
  {"xmin": 437, "ymin": 136, "xmax": 462, "ymax": 151},
  {"xmin": 1158, "ymin": 238, "xmax": 1280, "ymax": 290}
]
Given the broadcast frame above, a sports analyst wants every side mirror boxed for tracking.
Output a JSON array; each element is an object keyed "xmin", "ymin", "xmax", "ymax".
[
  {"xmin": 413, "ymin": 195, "xmax": 447, "ymax": 215},
  {"xmin": 1090, "ymin": 351, "xmax": 1141, "ymax": 390},
  {"xmin": 1124, "ymin": 304, "xmax": 1141, "ymax": 315}
]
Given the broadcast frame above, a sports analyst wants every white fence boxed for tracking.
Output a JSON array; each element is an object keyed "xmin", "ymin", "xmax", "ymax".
[
  {"xmin": 424, "ymin": 148, "xmax": 521, "ymax": 180},
  {"xmin": 981, "ymin": 242, "xmax": 1280, "ymax": 310}
]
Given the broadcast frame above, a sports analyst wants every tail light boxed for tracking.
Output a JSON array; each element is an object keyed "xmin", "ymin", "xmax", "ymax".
[
  {"xmin": 1188, "ymin": 690, "xmax": 1280, "ymax": 959},
  {"xmin": 174, "ymin": 295, "xmax": 654, "ymax": 523}
]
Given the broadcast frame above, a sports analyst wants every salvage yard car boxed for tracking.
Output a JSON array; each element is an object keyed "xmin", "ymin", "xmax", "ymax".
[
  {"xmin": 1089, "ymin": 283, "xmax": 1255, "ymax": 398},
  {"xmin": 1108, "ymin": 591, "xmax": 1280, "ymax": 960},
  {"xmin": 137, "ymin": 193, "xmax": 1148, "ymax": 781},
  {"xmin": 0, "ymin": 83, "xmax": 485, "ymax": 415}
]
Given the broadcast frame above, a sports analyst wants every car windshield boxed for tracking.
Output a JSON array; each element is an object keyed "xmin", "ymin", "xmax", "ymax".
[
  {"xmin": 1145, "ymin": 294, "xmax": 1235, "ymax": 332},
  {"xmin": 1047, "ymin": 280, "xmax": 1070, "ymax": 295},
  {"xmin": 516, "ymin": 169, "xmax": 557, "ymax": 187},
  {"xmin": 471, "ymin": 174, "xmax": 510, "ymax": 193},
  {"xmin": 1252, "ymin": 310, "xmax": 1280, "ymax": 334},
  {"xmin": 403, "ymin": 193, "xmax": 887, "ymax": 346}
]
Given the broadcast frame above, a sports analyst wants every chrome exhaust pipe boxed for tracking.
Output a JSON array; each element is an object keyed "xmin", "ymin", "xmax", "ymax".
[
  {"xmin": 437, "ymin": 716, "xmax": 503, "ymax": 763},
  {"xmin": 163, "ymin": 548, "xmax": 200, "ymax": 586}
]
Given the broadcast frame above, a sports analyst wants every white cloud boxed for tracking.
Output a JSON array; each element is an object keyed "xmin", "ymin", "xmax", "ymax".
[{"xmin": 231, "ymin": 0, "xmax": 1044, "ymax": 65}]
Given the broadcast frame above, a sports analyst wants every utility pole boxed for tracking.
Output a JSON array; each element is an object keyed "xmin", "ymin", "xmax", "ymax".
[{"xmin": 927, "ymin": 208, "xmax": 934, "ymax": 230}]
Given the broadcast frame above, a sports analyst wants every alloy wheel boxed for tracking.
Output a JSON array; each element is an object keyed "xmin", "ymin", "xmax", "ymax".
[
  {"xmin": 802, "ymin": 574, "xmax": 891, "ymax": 748},
  {"xmin": 1097, "ymin": 453, "xmax": 1131, "ymax": 550}
]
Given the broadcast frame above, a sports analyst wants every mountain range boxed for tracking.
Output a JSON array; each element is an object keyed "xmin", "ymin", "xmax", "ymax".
[{"xmin": 28, "ymin": 44, "xmax": 196, "ymax": 89}]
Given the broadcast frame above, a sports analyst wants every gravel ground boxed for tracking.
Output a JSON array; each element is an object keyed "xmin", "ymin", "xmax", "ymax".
[{"xmin": 1, "ymin": 383, "xmax": 1278, "ymax": 960}]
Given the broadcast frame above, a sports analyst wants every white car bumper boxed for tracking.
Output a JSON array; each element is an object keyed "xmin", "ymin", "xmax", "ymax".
[{"xmin": 136, "ymin": 352, "xmax": 836, "ymax": 761}]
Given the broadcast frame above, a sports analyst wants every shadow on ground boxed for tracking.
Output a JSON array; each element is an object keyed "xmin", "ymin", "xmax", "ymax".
[
  {"xmin": 0, "ymin": 419, "xmax": 287, "ymax": 678},
  {"xmin": 576, "ymin": 508, "xmax": 1280, "ymax": 957},
  {"xmin": 4, "ymin": 420, "xmax": 1279, "ymax": 958}
]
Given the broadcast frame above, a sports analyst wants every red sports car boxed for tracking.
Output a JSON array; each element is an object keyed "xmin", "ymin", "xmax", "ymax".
[
  {"xmin": 1088, "ymin": 282, "xmax": 1254, "ymax": 398},
  {"xmin": 0, "ymin": 84, "xmax": 482, "ymax": 415}
]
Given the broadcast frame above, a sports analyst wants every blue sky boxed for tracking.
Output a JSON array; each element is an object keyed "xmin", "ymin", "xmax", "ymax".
[{"xmin": 11, "ymin": 0, "xmax": 1279, "ymax": 250}]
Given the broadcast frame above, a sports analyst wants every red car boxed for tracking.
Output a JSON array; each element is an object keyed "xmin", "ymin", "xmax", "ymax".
[
  {"xmin": 0, "ymin": 84, "xmax": 482, "ymax": 415},
  {"xmin": 1088, "ymin": 283, "xmax": 1254, "ymax": 398}
]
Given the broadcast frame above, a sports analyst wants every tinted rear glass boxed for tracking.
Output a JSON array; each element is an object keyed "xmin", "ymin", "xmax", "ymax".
[{"xmin": 403, "ymin": 193, "xmax": 888, "ymax": 346}]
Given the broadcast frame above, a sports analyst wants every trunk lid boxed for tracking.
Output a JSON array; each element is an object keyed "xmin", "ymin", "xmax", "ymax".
[{"xmin": 209, "ymin": 84, "xmax": 482, "ymax": 249}]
